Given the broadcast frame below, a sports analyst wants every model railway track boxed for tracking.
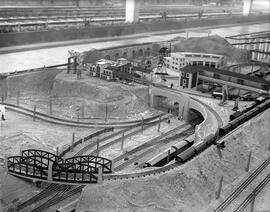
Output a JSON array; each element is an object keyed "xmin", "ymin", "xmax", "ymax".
[
  {"xmin": 21, "ymin": 119, "xmax": 194, "ymax": 212},
  {"xmin": 113, "ymin": 125, "xmax": 195, "ymax": 171},
  {"xmin": 235, "ymin": 172, "xmax": 270, "ymax": 212},
  {"xmin": 74, "ymin": 114, "xmax": 171, "ymax": 156},
  {"xmin": 214, "ymin": 155, "xmax": 270, "ymax": 212},
  {"xmin": 4, "ymin": 103, "xmax": 164, "ymax": 128},
  {"xmin": 17, "ymin": 184, "xmax": 71, "ymax": 210},
  {"xmin": 17, "ymin": 114, "xmax": 170, "ymax": 211}
]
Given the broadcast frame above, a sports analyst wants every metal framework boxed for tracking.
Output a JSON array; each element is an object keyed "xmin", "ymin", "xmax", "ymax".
[
  {"xmin": 226, "ymin": 31, "xmax": 270, "ymax": 64},
  {"xmin": 7, "ymin": 149, "xmax": 112, "ymax": 184}
]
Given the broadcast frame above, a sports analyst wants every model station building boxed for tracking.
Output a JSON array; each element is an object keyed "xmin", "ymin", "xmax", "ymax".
[{"xmin": 163, "ymin": 52, "xmax": 227, "ymax": 89}]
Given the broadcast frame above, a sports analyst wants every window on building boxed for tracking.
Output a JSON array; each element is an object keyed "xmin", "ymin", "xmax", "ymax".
[
  {"xmin": 205, "ymin": 62, "xmax": 210, "ymax": 67},
  {"xmin": 210, "ymin": 62, "xmax": 216, "ymax": 68},
  {"xmin": 194, "ymin": 54, "xmax": 201, "ymax": 57},
  {"xmin": 183, "ymin": 79, "xmax": 187, "ymax": 85},
  {"xmin": 193, "ymin": 62, "xmax": 197, "ymax": 66},
  {"xmin": 212, "ymin": 56, "xmax": 220, "ymax": 59},
  {"xmin": 197, "ymin": 61, "xmax": 203, "ymax": 66},
  {"xmin": 186, "ymin": 73, "xmax": 190, "ymax": 78},
  {"xmin": 167, "ymin": 64, "xmax": 169, "ymax": 68},
  {"xmin": 182, "ymin": 72, "xmax": 185, "ymax": 77},
  {"xmin": 186, "ymin": 55, "xmax": 192, "ymax": 57}
]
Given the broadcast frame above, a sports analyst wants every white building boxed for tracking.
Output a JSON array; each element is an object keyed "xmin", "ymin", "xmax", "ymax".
[{"xmin": 163, "ymin": 52, "xmax": 227, "ymax": 73}]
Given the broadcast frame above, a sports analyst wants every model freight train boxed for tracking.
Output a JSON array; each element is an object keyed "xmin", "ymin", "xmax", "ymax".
[{"xmin": 144, "ymin": 97, "xmax": 270, "ymax": 167}]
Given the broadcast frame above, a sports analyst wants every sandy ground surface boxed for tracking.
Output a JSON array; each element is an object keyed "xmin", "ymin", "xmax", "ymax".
[
  {"xmin": 1, "ymin": 23, "xmax": 270, "ymax": 73},
  {"xmin": 0, "ymin": 111, "xmax": 98, "ymax": 159},
  {"xmin": 5, "ymin": 69, "xmax": 155, "ymax": 120},
  {"xmin": 0, "ymin": 110, "xmax": 99, "ymax": 210},
  {"xmin": 76, "ymin": 108, "xmax": 270, "ymax": 212}
]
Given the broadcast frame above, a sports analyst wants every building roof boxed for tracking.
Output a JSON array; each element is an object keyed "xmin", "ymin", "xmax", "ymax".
[
  {"xmin": 180, "ymin": 65, "xmax": 199, "ymax": 74},
  {"xmin": 171, "ymin": 52, "xmax": 225, "ymax": 58},
  {"xmin": 181, "ymin": 65, "xmax": 270, "ymax": 85},
  {"xmin": 133, "ymin": 66, "xmax": 152, "ymax": 73}
]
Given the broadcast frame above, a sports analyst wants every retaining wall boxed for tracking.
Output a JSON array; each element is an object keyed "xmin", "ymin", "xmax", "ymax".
[{"xmin": 0, "ymin": 15, "xmax": 269, "ymax": 47}]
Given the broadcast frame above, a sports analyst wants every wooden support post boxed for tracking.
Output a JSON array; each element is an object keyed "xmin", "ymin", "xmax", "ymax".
[
  {"xmin": 141, "ymin": 117, "xmax": 144, "ymax": 134},
  {"xmin": 216, "ymin": 176, "xmax": 223, "ymax": 199},
  {"xmin": 105, "ymin": 104, "xmax": 108, "ymax": 121},
  {"xmin": 47, "ymin": 161, "xmax": 53, "ymax": 181},
  {"xmin": 121, "ymin": 132, "xmax": 124, "ymax": 151},
  {"xmin": 56, "ymin": 147, "xmax": 59, "ymax": 156},
  {"xmin": 246, "ymin": 151, "xmax": 252, "ymax": 172},
  {"xmin": 71, "ymin": 132, "xmax": 75, "ymax": 152},
  {"xmin": 111, "ymin": 159, "xmax": 114, "ymax": 173},
  {"xmin": 49, "ymin": 96, "xmax": 52, "ymax": 115},
  {"xmin": 4, "ymin": 156, "xmax": 8, "ymax": 173},
  {"xmin": 97, "ymin": 166, "xmax": 103, "ymax": 184},
  {"xmin": 82, "ymin": 137, "xmax": 85, "ymax": 143},
  {"xmin": 158, "ymin": 115, "xmax": 161, "ymax": 132},
  {"xmin": 33, "ymin": 105, "xmax": 36, "ymax": 121},
  {"xmin": 16, "ymin": 90, "xmax": 20, "ymax": 105},
  {"xmin": 97, "ymin": 138, "xmax": 99, "ymax": 156},
  {"xmin": 1, "ymin": 95, "xmax": 4, "ymax": 103},
  {"xmin": 81, "ymin": 104, "xmax": 84, "ymax": 118},
  {"xmin": 167, "ymin": 150, "xmax": 170, "ymax": 163},
  {"xmin": 250, "ymin": 194, "xmax": 255, "ymax": 212}
]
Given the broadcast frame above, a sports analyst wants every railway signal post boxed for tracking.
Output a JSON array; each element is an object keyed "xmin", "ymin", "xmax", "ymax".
[
  {"xmin": 49, "ymin": 96, "xmax": 52, "ymax": 115},
  {"xmin": 141, "ymin": 117, "xmax": 144, "ymax": 134},
  {"xmin": 216, "ymin": 176, "xmax": 223, "ymax": 199},
  {"xmin": 16, "ymin": 90, "xmax": 20, "ymax": 105},
  {"xmin": 71, "ymin": 133, "xmax": 75, "ymax": 152},
  {"xmin": 157, "ymin": 115, "xmax": 161, "ymax": 132},
  {"xmin": 97, "ymin": 137, "xmax": 100, "ymax": 156},
  {"xmin": 97, "ymin": 166, "xmax": 103, "ymax": 184},
  {"xmin": 121, "ymin": 132, "xmax": 125, "ymax": 152},
  {"xmin": 246, "ymin": 151, "xmax": 252, "ymax": 172},
  {"xmin": 33, "ymin": 105, "xmax": 36, "ymax": 121},
  {"xmin": 47, "ymin": 161, "xmax": 53, "ymax": 181}
]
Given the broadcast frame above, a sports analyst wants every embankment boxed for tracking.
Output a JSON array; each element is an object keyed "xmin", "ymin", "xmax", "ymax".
[{"xmin": 76, "ymin": 108, "xmax": 270, "ymax": 212}]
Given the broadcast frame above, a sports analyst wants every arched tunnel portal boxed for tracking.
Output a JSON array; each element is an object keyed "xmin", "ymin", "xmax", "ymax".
[{"xmin": 188, "ymin": 108, "xmax": 204, "ymax": 126}]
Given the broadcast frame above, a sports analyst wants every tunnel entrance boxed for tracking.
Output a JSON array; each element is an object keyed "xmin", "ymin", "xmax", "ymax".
[
  {"xmin": 188, "ymin": 108, "xmax": 204, "ymax": 126},
  {"xmin": 153, "ymin": 96, "xmax": 179, "ymax": 116}
]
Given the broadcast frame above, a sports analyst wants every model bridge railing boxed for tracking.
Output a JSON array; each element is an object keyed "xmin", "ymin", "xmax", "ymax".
[{"xmin": 7, "ymin": 149, "xmax": 112, "ymax": 184}]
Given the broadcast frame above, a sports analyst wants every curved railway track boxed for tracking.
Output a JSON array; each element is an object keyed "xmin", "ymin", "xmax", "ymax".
[
  {"xmin": 4, "ymin": 102, "xmax": 164, "ymax": 128},
  {"xmin": 214, "ymin": 155, "xmax": 270, "ymax": 212},
  {"xmin": 74, "ymin": 114, "xmax": 171, "ymax": 156},
  {"xmin": 18, "ymin": 117, "xmax": 195, "ymax": 212}
]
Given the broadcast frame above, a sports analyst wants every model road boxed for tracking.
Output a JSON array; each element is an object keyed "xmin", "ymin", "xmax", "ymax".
[{"xmin": 0, "ymin": 22, "xmax": 270, "ymax": 74}]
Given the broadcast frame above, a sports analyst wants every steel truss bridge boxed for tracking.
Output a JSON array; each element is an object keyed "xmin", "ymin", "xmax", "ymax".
[
  {"xmin": 226, "ymin": 31, "xmax": 270, "ymax": 64},
  {"xmin": 7, "ymin": 149, "xmax": 113, "ymax": 184}
]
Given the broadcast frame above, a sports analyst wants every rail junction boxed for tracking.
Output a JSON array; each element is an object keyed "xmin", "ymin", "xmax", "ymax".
[{"xmin": 1, "ymin": 2, "xmax": 270, "ymax": 209}]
